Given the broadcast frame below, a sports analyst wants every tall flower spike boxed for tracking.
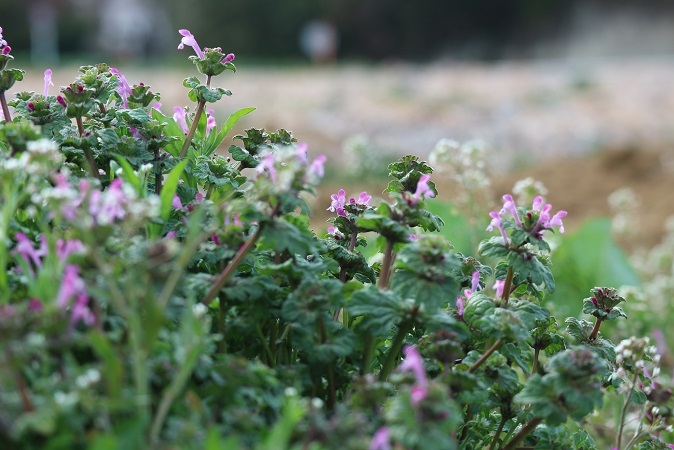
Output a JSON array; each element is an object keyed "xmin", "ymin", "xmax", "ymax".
[
  {"xmin": 177, "ymin": 29, "xmax": 205, "ymax": 60},
  {"xmin": 43, "ymin": 69, "xmax": 54, "ymax": 97}
]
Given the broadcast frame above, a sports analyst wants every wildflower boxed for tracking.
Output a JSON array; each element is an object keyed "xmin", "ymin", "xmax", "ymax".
[
  {"xmin": 88, "ymin": 179, "xmax": 128, "ymax": 225},
  {"xmin": 221, "ymin": 53, "xmax": 235, "ymax": 64},
  {"xmin": 55, "ymin": 264, "xmax": 93, "ymax": 329},
  {"xmin": 71, "ymin": 293, "xmax": 95, "ymax": 326},
  {"xmin": 456, "ymin": 271, "xmax": 481, "ymax": 317},
  {"xmin": 151, "ymin": 102, "xmax": 162, "ymax": 112},
  {"xmin": 110, "ymin": 68, "xmax": 132, "ymax": 108},
  {"xmin": 399, "ymin": 346, "xmax": 428, "ymax": 405},
  {"xmin": 369, "ymin": 426, "xmax": 391, "ymax": 450},
  {"xmin": 56, "ymin": 95, "xmax": 66, "ymax": 108},
  {"xmin": 327, "ymin": 188, "xmax": 346, "ymax": 216},
  {"xmin": 43, "ymin": 69, "xmax": 54, "ymax": 97},
  {"xmin": 295, "ymin": 143, "xmax": 309, "ymax": 163},
  {"xmin": 501, "ymin": 194, "xmax": 522, "ymax": 226},
  {"xmin": 351, "ymin": 191, "xmax": 372, "ymax": 207},
  {"xmin": 206, "ymin": 109, "xmax": 216, "ymax": 136},
  {"xmin": 486, "ymin": 210, "xmax": 508, "ymax": 244},
  {"xmin": 173, "ymin": 106, "xmax": 189, "ymax": 134},
  {"xmin": 256, "ymin": 153, "xmax": 277, "ymax": 182},
  {"xmin": 56, "ymin": 238, "xmax": 85, "ymax": 262},
  {"xmin": 493, "ymin": 279, "xmax": 505, "ymax": 298},
  {"xmin": 14, "ymin": 233, "xmax": 48, "ymax": 273},
  {"xmin": 308, "ymin": 154, "xmax": 327, "ymax": 179},
  {"xmin": 0, "ymin": 26, "xmax": 6, "ymax": 48},
  {"xmin": 411, "ymin": 174, "xmax": 435, "ymax": 204},
  {"xmin": 177, "ymin": 29, "xmax": 204, "ymax": 59}
]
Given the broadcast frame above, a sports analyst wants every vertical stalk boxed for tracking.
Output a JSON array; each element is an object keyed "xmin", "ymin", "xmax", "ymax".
[
  {"xmin": 488, "ymin": 414, "xmax": 508, "ymax": 450},
  {"xmin": 616, "ymin": 370, "xmax": 640, "ymax": 449},
  {"xmin": 318, "ymin": 316, "xmax": 336, "ymax": 410},
  {"xmin": 0, "ymin": 92, "xmax": 11, "ymax": 122},
  {"xmin": 75, "ymin": 116, "xmax": 100, "ymax": 179},
  {"xmin": 179, "ymin": 75, "xmax": 211, "ymax": 158},
  {"xmin": 589, "ymin": 318, "xmax": 603, "ymax": 341},
  {"xmin": 379, "ymin": 322, "xmax": 411, "ymax": 381},
  {"xmin": 378, "ymin": 239, "xmax": 395, "ymax": 290},
  {"xmin": 532, "ymin": 348, "xmax": 540, "ymax": 375},
  {"xmin": 501, "ymin": 266, "xmax": 514, "ymax": 306},
  {"xmin": 217, "ymin": 295, "xmax": 227, "ymax": 354}
]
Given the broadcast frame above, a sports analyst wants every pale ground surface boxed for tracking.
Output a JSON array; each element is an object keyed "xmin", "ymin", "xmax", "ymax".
[{"xmin": 10, "ymin": 57, "xmax": 674, "ymax": 246}]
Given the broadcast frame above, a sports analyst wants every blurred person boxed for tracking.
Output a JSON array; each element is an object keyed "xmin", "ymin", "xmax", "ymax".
[
  {"xmin": 299, "ymin": 19, "xmax": 338, "ymax": 64},
  {"xmin": 29, "ymin": 0, "xmax": 60, "ymax": 64}
]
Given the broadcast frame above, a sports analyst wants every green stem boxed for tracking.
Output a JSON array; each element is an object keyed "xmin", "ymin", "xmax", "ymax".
[
  {"xmin": 0, "ymin": 91, "xmax": 11, "ymax": 122},
  {"xmin": 361, "ymin": 334, "xmax": 376, "ymax": 374},
  {"xmin": 179, "ymin": 75, "xmax": 211, "ymax": 158},
  {"xmin": 205, "ymin": 183, "xmax": 214, "ymax": 200},
  {"xmin": 468, "ymin": 338, "xmax": 504, "ymax": 373},
  {"xmin": 379, "ymin": 322, "xmax": 411, "ymax": 381},
  {"xmin": 378, "ymin": 239, "xmax": 395, "ymax": 290},
  {"xmin": 75, "ymin": 116, "xmax": 100, "ymax": 179},
  {"xmin": 616, "ymin": 370, "xmax": 640, "ymax": 449},
  {"xmin": 488, "ymin": 414, "xmax": 509, "ymax": 450},
  {"xmin": 0, "ymin": 183, "xmax": 16, "ymax": 301},
  {"xmin": 502, "ymin": 417, "xmax": 542, "ymax": 450},
  {"xmin": 255, "ymin": 323, "xmax": 274, "ymax": 365},
  {"xmin": 532, "ymin": 348, "xmax": 540, "ymax": 375},
  {"xmin": 217, "ymin": 295, "xmax": 227, "ymax": 354}
]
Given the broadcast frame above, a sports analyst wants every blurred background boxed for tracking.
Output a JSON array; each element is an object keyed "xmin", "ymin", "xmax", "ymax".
[{"xmin": 2, "ymin": 0, "xmax": 674, "ymax": 245}]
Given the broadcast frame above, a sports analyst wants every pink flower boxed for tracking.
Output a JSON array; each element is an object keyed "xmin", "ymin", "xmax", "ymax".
[
  {"xmin": 173, "ymin": 106, "xmax": 189, "ymax": 134},
  {"xmin": 256, "ymin": 153, "xmax": 277, "ymax": 182},
  {"xmin": 88, "ymin": 179, "xmax": 128, "ymax": 225},
  {"xmin": 206, "ymin": 109, "xmax": 216, "ymax": 136},
  {"xmin": 493, "ymin": 279, "xmax": 505, "ymax": 298},
  {"xmin": 56, "ymin": 264, "xmax": 87, "ymax": 309},
  {"xmin": 533, "ymin": 203, "xmax": 567, "ymax": 234},
  {"xmin": 532, "ymin": 196, "xmax": 544, "ymax": 211},
  {"xmin": 0, "ymin": 26, "xmax": 7, "ymax": 48},
  {"xmin": 43, "ymin": 69, "xmax": 54, "ymax": 97},
  {"xmin": 295, "ymin": 143, "xmax": 308, "ymax": 163},
  {"xmin": 486, "ymin": 210, "xmax": 508, "ymax": 245},
  {"xmin": 152, "ymin": 102, "xmax": 162, "ymax": 112},
  {"xmin": 399, "ymin": 346, "xmax": 428, "ymax": 388},
  {"xmin": 308, "ymin": 154, "xmax": 327, "ymax": 179},
  {"xmin": 110, "ymin": 68, "xmax": 132, "ymax": 108},
  {"xmin": 71, "ymin": 293, "xmax": 95, "ymax": 326},
  {"xmin": 327, "ymin": 189, "xmax": 347, "ymax": 216},
  {"xmin": 172, "ymin": 195, "xmax": 184, "ymax": 210},
  {"xmin": 56, "ymin": 239, "xmax": 85, "ymax": 262},
  {"xmin": 456, "ymin": 271, "xmax": 481, "ymax": 317},
  {"xmin": 501, "ymin": 194, "xmax": 522, "ymax": 226},
  {"xmin": 14, "ymin": 233, "xmax": 48, "ymax": 273},
  {"xmin": 369, "ymin": 427, "xmax": 391, "ymax": 450},
  {"xmin": 221, "ymin": 53, "xmax": 235, "ymax": 64},
  {"xmin": 411, "ymin": 174, "xmax": 435, "ymax": 204},
  {"xmin": 177, "ymin": 29, "xmax": 205, "ymax": 59},
  {"xmin": 351, "ymin": 191, "xmax": 372, "ymax": 207}
]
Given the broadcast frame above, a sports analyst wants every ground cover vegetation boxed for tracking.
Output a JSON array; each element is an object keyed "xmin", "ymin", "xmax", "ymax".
[{"xmin": 1, "ymin": 27, "xmax": 674, "ymax": 449}]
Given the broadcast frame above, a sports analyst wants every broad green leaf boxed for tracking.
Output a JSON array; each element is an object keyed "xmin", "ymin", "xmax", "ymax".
[{"xmin": 160, "ymin": 159, "xmax": 189, "ymax": 222}]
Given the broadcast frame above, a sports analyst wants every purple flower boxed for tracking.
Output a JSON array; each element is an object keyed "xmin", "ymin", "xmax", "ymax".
[
  {"xmin": 501, "ymin": 194, "xmax": 522, "ymax": 227},
  {"xmin": 493, "ymin": 279, "xmax": 505, "ymax": 298},
  {"xmin": 456, "ymin": 271, "xmax": 481, "ymax": 317},
  {"xmin": 56, "ymin": 264, "xmax": 87, "ymax": 309},
  {"xmin": 221, "ymin": 53, "xmax": 235, "ymax": 64},
  {"xmin": 88, "ymin": 179, "xmax": 128, "ymax": 225},
  {"xmin": 533, "ymin": 202, "xmax": 567, "ymax": 234},
  {"xmin": 327, "ymin": 188, "xmax": 347, "ymax": 216},
  {"xmin": 351, "ymin": 191, "xmax": 372, "ymax": 207},
  {"xmin": 14, "ymin": 233, "xmax": 48, "ymax": 273},
  {"xmin": 172, "ymin": 195, "xmax": 184, "ymax": 210},
  {"xmin": 206, "ymin": 109, "xmax": 216, "ymax": 136},
  {"xmin": 71, "ymin": 293, "xmax": 95, "ymax": 326},
  {"xmin": 56, "ymin": 239, "xmax": 85, "ymax": 262},
  {"xmin": 177, "ymin": 29, "xmax": 204, "ymax": 59},
  {"xmin": 43, "ymin": 69, "xmax": 54, "ymax": 97},
  {"xmin": 369, "ymin": 427, "xmax": 391, "ymax": 450},
  {"xmin": 411, "ymin": 174, "xmax": 435, "ymax": 204},
  {"xmin": 0, "ymin": 26, "xmax": 6, "ymax": 48},
  {"xmin": 110, "ymin": 68, "xmax": 132, "ymax": 108},
  {"xmin": 256, "ymin": 153, "xmax": 277, "ymax": 182},
  {"xmin": 308, "ymin": 154, "xmax": 327, "ymax": 179},
  {"xmin": 1, "ymin": 46, "xmax": 10, "ymax": 56},
  {"xmin": 295, "ymin": 142, "xmax": 308, "ymax": 163},
  {"xmin": 173, "ymin": 106, "xmax": 189, "ymax": 134},
  {"xmin": 532, "ymin": 196, "xmax": 543, "ymax": 211},
  {"xmin": 399, "ymin": 346, "xmax": 428, "ymax": 388},
  {"xmin": 152, "ymin": 102, "xmax": 162, "ymax": 112},
  {"xmin": 486, "ymin": 210, "xmax": 508, "ymax": 245},
  {"xmin": 56, "ymin": 95, "xmax": 67, "ymax": 108}
]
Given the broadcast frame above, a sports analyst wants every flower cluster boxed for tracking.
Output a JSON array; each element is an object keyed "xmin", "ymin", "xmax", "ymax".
[
  {"xmin": 0, "ymin": 26, "xmax": 10, "ymax": 55},
  {"xmin": 487, "ymin": 194, "xmax": 567, "ymax": 245},
  {"xmin": 398, "ymin": 346, "xmax": 428, "ymax": 405},
  {"xmin": 254, "ymin": 144, "xmax": 327, "ymax": 189},
  {"xmin": 327, "ymin": 189, "xmax": 372, "ymax": 217}
]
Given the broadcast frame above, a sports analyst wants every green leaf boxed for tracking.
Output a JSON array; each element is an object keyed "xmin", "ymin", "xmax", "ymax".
[
  {"xmin": 113, "ymin": 155, "xmax": 142, "ymax": 194},
  {"xmin": 160, "ymin": 159, "xmax": 189, "ymax": 222},
  {"xmin": 347, "ymin": 285, "xmax": 407, "ymax": 336},
  {"xmin": 151, "ymin": 108, "xmax": 183, "ymax": 156},
  {"xmin": 218, "ymin": 107, "xmax": 256, "ymax": 144},
  {"xmin": 547, "ymin": 218, "xmax": 639, "ymax": 318}
]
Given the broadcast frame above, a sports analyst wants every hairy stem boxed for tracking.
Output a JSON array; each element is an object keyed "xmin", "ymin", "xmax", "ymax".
[
  {"xmin": 202, "ymin": 226, "xmax": 263, "ymax": 306},
  {"xmin": 468, "ymin": 339, "xmax": 504, "ymax": 373},
  {"xmin": 179, "ymin": 75, "xmax": 211, "ymax": 158},
  {"xmin": 502, "ymin": 265, "xmax": 514, "ymax": 306},
  {"xmin": 616, "ymin": 369, "xmax": 640, "ymax": 449},
  {"xmin": 502, "ymin": 417, "xmax": 542, "ymax": 450},
  {"xmin": 361, "ymin": 334, "xmax": 376, "ymax": 374}
]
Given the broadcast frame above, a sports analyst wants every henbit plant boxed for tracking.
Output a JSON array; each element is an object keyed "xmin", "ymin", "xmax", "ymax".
[{"xmin": 0, "ymin": 26, "xmax": 673, "ymax": 450}]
